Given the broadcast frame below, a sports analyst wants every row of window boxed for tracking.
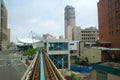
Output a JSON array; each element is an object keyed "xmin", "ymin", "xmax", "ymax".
[
  {"xmin": 82, "ymin": 40, "xmax": 96, "ymax": 42},
  {"xmin": 82, "ymin": 37, "xmax": 96, "ymax": 40},
  {"xmin": 82, "ymin": 34, "xmax": 96, "ymax": 36},
  {"xmin": 109, "ymin": 29, "xmax": 120, "ymax": 35},
  {"xmin": 81, "ymin": 31, "xmax": 97, "ymax": 33}
]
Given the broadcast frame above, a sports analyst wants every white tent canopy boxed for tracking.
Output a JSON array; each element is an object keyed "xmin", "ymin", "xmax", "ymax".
[{"xmin": 17, "ymin": 38, "xmax": 41, "ymax": 44}]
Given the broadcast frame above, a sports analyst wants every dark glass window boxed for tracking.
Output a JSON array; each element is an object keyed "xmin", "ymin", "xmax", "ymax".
[
  {"xmin": 49, "ymin": 42, "xmax": 68, "ymax": 51},
  {"xmin": 49, "ymin": 54, "xmax": 68, "ymax": 69},
  {"xmin": 118, "ymin": 0, "xmax": 120, "ymax": 3}
]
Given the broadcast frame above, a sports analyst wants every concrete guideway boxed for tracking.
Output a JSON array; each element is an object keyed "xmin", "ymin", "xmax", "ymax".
[{"xmin": 22, "ymin": 49, "xmax": 65, "ymax": 80}]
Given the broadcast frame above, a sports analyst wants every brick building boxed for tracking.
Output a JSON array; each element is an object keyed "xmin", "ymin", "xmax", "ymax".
[{"xmin": 98, "ymin": 0, "xmax": 120, "ymax": 48}]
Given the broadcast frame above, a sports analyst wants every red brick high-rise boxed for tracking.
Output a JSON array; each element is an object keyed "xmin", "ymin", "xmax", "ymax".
[{"xmin": 98, "ymin": 0, "xmax": 120, "ymax": 48}]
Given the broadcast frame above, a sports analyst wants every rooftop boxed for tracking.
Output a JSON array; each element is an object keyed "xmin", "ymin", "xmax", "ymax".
[
  {"xmin": 92, "ymin": 47, "xmax": 120, "ymax": 50},
  {"xmin": 92, "ymin": 62, "xmax": 120, "ymax": 76},
  {"xmin": 100, "ymin": 62, "xmax": 120, "ymax": 70}
]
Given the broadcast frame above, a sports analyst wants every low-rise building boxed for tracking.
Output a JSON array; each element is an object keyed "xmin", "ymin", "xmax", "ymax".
[
  {"xmin": 80, "ymin": 42, "xmax": 120, "ymax": 64},
  {"xmin": 46, "ymin": 39, "xmax": 70, "ymax": 69},
  {"xmin": 69, "ymin": 41, "xmax": 79, "ymax": 57},
  {"xmin": 91, "ymin": 62, "xmax": 120, "ymax": 80}
]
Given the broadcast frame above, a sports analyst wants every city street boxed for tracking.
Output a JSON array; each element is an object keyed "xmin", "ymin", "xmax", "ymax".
[{"xmin": 0, "ymin": 52, "xmax": 27, "ymax": 80}]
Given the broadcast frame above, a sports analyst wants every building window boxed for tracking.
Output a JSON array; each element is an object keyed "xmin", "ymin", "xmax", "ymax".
[
  {"xmin": 49, "ymin": 42, "xmax": 68, "ymax": 51},
  {"xmin": 116, "ymin": 30, "xmax": 119, "ymax": 34},
  {"xmin": 118, "ymin": 0, "xmax": 120, "ymax": 3}
]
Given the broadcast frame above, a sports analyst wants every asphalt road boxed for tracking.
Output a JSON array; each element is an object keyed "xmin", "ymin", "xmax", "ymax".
[{"xmin": 0, "ymin": 52, "xmax": 27, "ymax": 80}]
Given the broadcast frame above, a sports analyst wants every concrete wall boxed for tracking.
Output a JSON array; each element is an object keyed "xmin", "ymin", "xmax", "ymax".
[
  {"xmin": 94, "ymin": 70, "xmax": 120, "ymax": 80},
  {"xmin": 90, "ymin": 70, "xmax": 96, "ymax": 80},
  {"xmin": 80, "ymin": 42, "xmax": 102, "ymax": 63},
  {"xmin": 82, "ymin": 47, "xmax": 101, "ymax": 63},
  {"xmin": 69, "ymin": 41, "xmax": 80, "ymax": 57},
  {"xmin": 108, "ymin": 74, "xmax": 120, "ymax": 80},
  {"xmin": 32, "ymin": 42, "xmax": 44, "ymax": 48}
]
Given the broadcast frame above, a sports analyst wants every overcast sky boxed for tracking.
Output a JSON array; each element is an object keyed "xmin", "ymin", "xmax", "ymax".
[{"xmin": 4, "ymin": 0, "xmax": 99, "ymax": 42}]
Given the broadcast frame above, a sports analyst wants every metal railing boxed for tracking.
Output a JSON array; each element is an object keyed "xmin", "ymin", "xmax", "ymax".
[
  {"xmin": 44, "ymin": 53, "xmax": 65, "ymax": 80},
  {"xmin": 21, "ymin": 51, "xmax": 39, "ymax": 80},
  {"xmin": 21, "ymin": 49, "xmax": 65, "ymax": 80}
]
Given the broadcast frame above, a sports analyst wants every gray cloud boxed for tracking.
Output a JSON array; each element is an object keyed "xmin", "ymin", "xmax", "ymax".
[{"xmin": 5, "ymin": 0, "xmax": 99, "ymax": 42}]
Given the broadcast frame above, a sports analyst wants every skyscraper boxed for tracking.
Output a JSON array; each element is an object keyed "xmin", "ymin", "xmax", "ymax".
[
  {"xmin": 98, "ymin": 0, "xmax": 120, "ymax": 48},
  {"xmin": 0, "ymin": 0, "xmax": 10, "ymax": 50},
  {"xmin": 64, "ymin": 5, "xmax": 76, "ymax": 40}
]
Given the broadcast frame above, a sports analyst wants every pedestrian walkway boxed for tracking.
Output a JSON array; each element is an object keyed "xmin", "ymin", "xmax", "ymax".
[{"xmin": 0, "ymin": 52, "xmax": 27, "ymax": 80}]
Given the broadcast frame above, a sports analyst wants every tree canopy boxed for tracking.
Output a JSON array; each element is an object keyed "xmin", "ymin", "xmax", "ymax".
[{"xmin": 23, "ymin": 48, "xmax": 36, "ymax": 60}]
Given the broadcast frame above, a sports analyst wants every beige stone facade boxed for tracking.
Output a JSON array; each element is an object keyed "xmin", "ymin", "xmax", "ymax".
[
  {"xmin": 72, "ymin": 26, "xmax": 80, "ymax": 40},
  {"xmin": 64, "ymin": 5, "xmax": 75, "ymax": 40},
  {"xmin": 66, "ymin": 26, "xmax": 74, "ymax": 40},
  {"xmin": 80, "ymin": 27, "xmax": 99, "ymax": 42},
  {"xmin": 0, "ymin": 0, "xmax": 10, "ymax": 51}
]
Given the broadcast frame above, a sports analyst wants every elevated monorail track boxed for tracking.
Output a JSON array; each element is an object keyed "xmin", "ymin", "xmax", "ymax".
[
  {"xmin": 21, "ymin": 49, "xmax": 65, "ymax": 80},
  {"xmin": 43, "ymin": 52, "xmax": 65, "ymax": 80},
  {"xmin": 44, "ymin": 53, "xmax": 58, "ymax": 80}
]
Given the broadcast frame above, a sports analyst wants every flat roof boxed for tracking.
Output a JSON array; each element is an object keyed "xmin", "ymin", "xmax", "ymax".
[
  {"xmin": 92, "ymin": 47, "xmax": 120, "ymax": 50},
  {"xmin": 99, "ymin": 42, "xmax": 112, "ymax": 43},
  {"xmin": 100, "ymin": 62, "xmax": 120, "ymax": 70},
  {"xmin": 92, "ymin": 62, "xmax": 120, "ymax": 76},
  {"xmin": 47, "ymin": 39, "xmax": 69, "ymax": 42}
]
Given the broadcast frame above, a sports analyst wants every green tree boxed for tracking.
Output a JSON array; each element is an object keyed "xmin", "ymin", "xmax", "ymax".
[
  {"xmin": 80, "ymin": 56, "xmax": 89, "ymax": 66},
  {"xmin": 7, "ymin": 42, "xmax": 11, "ymax": 49},
  {"xmin": 84, "ymin": 57, "xmax": 89, "ymax": 62},
  {"xmin": 23, "ymin": 48, "xmax": 36, "ymax": 60},
  {"xmin": 70, "ymin": 73, "xmax": 77, "ymax": 80}
]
